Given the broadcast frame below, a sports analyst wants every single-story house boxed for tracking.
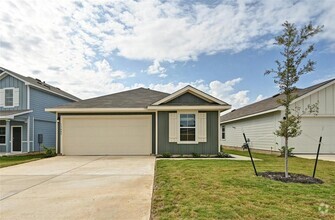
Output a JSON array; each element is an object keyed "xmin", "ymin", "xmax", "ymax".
[
  {"xmin": 0, "ymin": 67, "xmax": 80, "ymax": 153},
  {"xmin": 220, "ymin": 78, "xmax": 335, "ymax": 154},
  {"xmin": 46, "ymin": 86, "xmax": 231, "ymax": 155}
]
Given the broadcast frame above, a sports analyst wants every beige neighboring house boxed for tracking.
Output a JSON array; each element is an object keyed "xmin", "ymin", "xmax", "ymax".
[{"xmin": 220, "ymin": 78, "xmax": 335, "ymax": 154}]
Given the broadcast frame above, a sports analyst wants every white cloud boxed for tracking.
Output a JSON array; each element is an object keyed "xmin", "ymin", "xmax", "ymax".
[
  {"xmin": 255, "ymin": 94, "xmax": 265, "ymax": 102},
  {"xmin": 0, "ymin": 0, "xmax": 334, "ymax": 100},
  {"xmin": 147, "ymin": 60, "xmax": 166, "ymax": 75}
]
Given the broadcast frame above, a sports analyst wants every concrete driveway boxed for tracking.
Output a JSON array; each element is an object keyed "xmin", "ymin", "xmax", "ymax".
[{"xmin": 0, "ymin": 156, "xmax": 155, "ymax": 220}]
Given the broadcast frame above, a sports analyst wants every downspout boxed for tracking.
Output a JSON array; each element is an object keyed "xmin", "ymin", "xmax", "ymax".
[
  {"xmin": 155, "ymin": 111, "xmax": 158, "ymax": 155},
  {"xmin": 218, "ymin": 110, "xmax": 220, "ymax": 153},
  {"xmin": 27, "ymin": 85, "xmax": 30, "ymax": 152}
]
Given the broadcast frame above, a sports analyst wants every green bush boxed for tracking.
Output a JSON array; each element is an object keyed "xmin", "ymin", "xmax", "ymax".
[
  {"xmin": 279, "ymin": 146, "xmax": 295, "ymax": 157},
  {"xmin": 216, "ymin": 152, "xmax": 233, "ymax": 158},
  {"xmin": 162, "ymin": 152, "xmax": 172, "ymax": 158},
  {"xmin": 42, "ymin": 145, "xmax": 57, "ymax": 158},
  {"xmin": 191, "ymin": 153, "xmax": 201, "ymax": 158}
]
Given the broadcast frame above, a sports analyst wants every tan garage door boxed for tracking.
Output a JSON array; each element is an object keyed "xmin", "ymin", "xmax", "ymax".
[{"xmin": 61, "ymin": 115, "xmax": 152, "ymax": 155}]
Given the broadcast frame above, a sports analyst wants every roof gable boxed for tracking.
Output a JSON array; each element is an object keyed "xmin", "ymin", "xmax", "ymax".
[
  {"xmin": 151, "ymin": 85, "xmax": 229, "ymax": 106},
  {"xmin": 0, "ymin": 67, "xmax": 80, "ymax": 101},
  {"xmin": 162, "ymin": 92, "xmax": 217, "ymax": 106},
  {"xmin": 221, "ymin": 78, "xmax": 335, "ymax": 123}
]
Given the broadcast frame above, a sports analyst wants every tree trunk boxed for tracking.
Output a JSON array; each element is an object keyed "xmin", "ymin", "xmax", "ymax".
[{"xmin": 285, "ymin": 136, "xmax": 289, "ymax": 178}]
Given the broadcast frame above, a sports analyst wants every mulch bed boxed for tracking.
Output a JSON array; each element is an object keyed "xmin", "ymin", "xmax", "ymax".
[{"xmin": 259, "ymin": 172, "xmax": 323, "ymax": 184}]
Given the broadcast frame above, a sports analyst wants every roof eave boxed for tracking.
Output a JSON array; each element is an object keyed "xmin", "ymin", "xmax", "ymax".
[
  {"xmin": 45, "ymin": 108, "xmax": 151, "ymax": 113},
  {"xmin": 221, "ymin": 107, "xmax": 282, "ymax": 124},
  {"xmin": 148, "ymin": 105, "xmax": 231, "ymax": 111}
]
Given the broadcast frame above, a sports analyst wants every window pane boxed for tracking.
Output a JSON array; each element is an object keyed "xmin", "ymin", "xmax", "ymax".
[
  {"xmin": 5, "ymin": 89, "xmax": 13, "ymax": 106},
  {"xmin": 187, "ymin": 114, "xmax": 195, "ymax": 127},
  {"xmin": 0, "ymin": 136, "xmax": 5, "ymax": 144},
  {"xmin": 180, "ymin": 128, "xmax": 196, "ymax": 141},
  {"xmin": 187, "ymin": 128, "xmax": 196, "ymax": 141},
  {"xmin": 0, "ymin": 127, "xmax": 5, "ymax": 135},
  {"xmin": 180, "ymin": 128, "xmax": 188, "ymax": 141},
  {"xmin": 180, "ymin": 114, "xmax": 188, "ymax": 127}
]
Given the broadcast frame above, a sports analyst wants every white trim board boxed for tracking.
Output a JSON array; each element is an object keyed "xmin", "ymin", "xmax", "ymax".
[
  {"xmin": 0, "ymin": 110, "xmax": 33, "ymax": 119},
  {"xmin": 148, "ymin": 106, "xmax": 230, "ymax": 111},
  {"xmin": 221, "ymin": 108, "xmax": 282, "ymax": 124}
]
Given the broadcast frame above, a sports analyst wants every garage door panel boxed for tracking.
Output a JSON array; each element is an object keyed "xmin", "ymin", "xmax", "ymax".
[{"xmin": 61, "ymin": 115, "xmax": 152, "ymax": 155}]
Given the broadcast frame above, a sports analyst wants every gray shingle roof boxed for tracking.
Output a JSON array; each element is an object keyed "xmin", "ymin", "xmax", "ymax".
[
  {"xmin": 54, "ymin": 88, "xmax": 170, "ymax": 108},
  {"xmin": 221, "ymin": 78, "xmax": 335, "ymax": 122},
  {"xmin": 0, "ymin": 67, "xmax": 80, "ymax": 101}
]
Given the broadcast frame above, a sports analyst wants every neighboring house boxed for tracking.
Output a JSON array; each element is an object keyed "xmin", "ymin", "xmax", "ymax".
[
  {"xmin": 46, "ymin": 86, "xmax": 231, "ymax": 155},
  {"xmin": 220, "ymin": 79, "xmax": 335, "ymax": 154},
  {"xmin": 0, "ymin": 67, "xmax": 80, "ymax": 153}
]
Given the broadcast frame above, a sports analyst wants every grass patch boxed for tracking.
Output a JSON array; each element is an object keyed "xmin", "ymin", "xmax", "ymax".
[
  {"xmin": 152, "ymin": 150, "xmax": 335, "ymax": 219},
  {"xmin": 0, "ymin": 154, "xmax": 46, "ymax": 168}
]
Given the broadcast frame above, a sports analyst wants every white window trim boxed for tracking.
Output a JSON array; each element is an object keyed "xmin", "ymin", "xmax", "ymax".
[
  {"xmin": 3, "ymin": 87, "xmax": 15, "ymax": 108},
  {"xmin": 0, "ymin": 125, "xmax": 6, "ymax": 145},
  {"xmin": 177, "ymin": 111, "xmax": 198, "ymax": 144},
  {"xmin": 221, "ymin": 125, "xmax": 226, "ymax": 140}
]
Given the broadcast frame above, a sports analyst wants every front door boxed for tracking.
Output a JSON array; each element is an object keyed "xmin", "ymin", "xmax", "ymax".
[{"xmin": 12, "ymin": 127, "xmax": 22, "ymax": 152}]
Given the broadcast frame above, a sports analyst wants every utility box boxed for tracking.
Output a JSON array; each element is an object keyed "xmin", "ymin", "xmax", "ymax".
[{"xmin": 38, "ymin": 134, "xmax": 43, "ymax": 144}]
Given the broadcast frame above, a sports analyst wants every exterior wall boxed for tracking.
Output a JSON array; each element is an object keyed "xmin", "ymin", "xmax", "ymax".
[
  {"xmin": 0, "ymin": 75, "xmax": 27, "ymax": 110},
  {"xmin": 221, "ymin": 111, "xmax": 282, "ymax": 151},
  {"xmin": 162, "ymin": 92, "xmax": 211, "ymax": 105},
  {"xmin": 30, "ymin": 87, "xmax": 75, "ymax": 150},
  {"xmin": 158, "ymin": 111, "xmax": 219, "ymax": 154},
  {"xmin": 292, "ymin": 83, "xmax": 335, "ymax": 116},
  {"xmin": 290, "ymin": 117, "xmax": 335, "ymax": 154},
  {"xmin": 221, "ymin": 83, "xmax": 335, "ymax": 154}
]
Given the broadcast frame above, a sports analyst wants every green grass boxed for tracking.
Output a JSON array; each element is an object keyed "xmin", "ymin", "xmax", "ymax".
[
  {"xmin": 0, "ymin": 154, "xmax": 46, "ymax": 168},
  {"xmin": 152, "ymin": 150, "xmax": 335, "ymax": 219}
]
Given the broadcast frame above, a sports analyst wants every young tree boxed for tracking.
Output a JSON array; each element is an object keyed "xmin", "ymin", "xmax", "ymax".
[{"xmin": 265, "ymin": 21, "xmax": 323, "ymax": 178}]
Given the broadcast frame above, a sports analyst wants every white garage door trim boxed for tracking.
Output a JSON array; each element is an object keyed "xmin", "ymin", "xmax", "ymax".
[{"xmin": 60, "ymin": 115, "xmax": 152, "ymax": 155}]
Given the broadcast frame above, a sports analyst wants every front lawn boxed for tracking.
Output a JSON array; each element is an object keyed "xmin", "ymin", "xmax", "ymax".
[
  {"xmin": 0, "ymin": 154, "xmax": 46, "ymax": 168},
  {"xmin": 152, "ymin": 150, "xmax": 335, "ymax": 219}
]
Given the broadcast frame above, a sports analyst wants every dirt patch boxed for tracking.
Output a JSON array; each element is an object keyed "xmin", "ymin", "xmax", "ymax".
[{"xmin": 259, "ymin": 172, "xmax": 323, "ymax": 184}]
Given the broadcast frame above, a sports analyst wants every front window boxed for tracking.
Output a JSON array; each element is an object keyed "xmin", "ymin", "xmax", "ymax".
[
  {"xmin": 0, "ymin": 127, "xmax": 5, "ymax": 144},
  {"xmin": 180, "ymin": 114, "xmax": 196, "ymax": 142},
  {"xmin": 222, "ymin": 126, "xmax": 225, "ymax": 139},
  {"xmin": 5, "ymin": 89, "xmax": 14, "ymax": 107}
]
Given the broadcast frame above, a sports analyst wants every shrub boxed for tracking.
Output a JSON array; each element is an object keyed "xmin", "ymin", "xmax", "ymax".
[
  {"xmin": 42, "ymin": 145, "xmax": 57, "ymax": 158},
  {"xmin": 162, "ymin": 152, "xmax": 172, "ymax": 158},
  {"xmin": 279, "ymin": 146, "xmax": 295, "ymax": 157},
  {"xmin": 216, "ymin": 152, "xmax": 233, "ymax": 158},
  {"xmin": 191, "ymin": 152, "xmax": 201, "ymax": 158}
]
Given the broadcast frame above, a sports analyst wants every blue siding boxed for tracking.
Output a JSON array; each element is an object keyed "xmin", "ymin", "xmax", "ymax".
[
  {"xmin": 158, "ymin": 111, "xmax": 219, "ymax": 155},
  {"xmin": 0, "ymin": 75, "xmax": 27, "ymax": 110},
  {"xmin": 30, "ymin": 87, "xmax": 75, "ymax": 150},
  {"xmin": 33, "ymin": 120, "xmax": 56, "ymax": 151},
  {"xmin": 30, "ymin": 87, "xmax": 73, "ymax": 121}
]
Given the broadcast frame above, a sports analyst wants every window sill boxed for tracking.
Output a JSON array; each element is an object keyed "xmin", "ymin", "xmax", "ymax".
[{"xmin": 177, "ymin": 141, "xmax": 199, "ymax": 145}]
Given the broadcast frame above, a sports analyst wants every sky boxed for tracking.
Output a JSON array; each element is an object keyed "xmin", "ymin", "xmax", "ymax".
[{"xmin": 1, "ymin": 0, "xmax": 334, "ymax": 108}]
